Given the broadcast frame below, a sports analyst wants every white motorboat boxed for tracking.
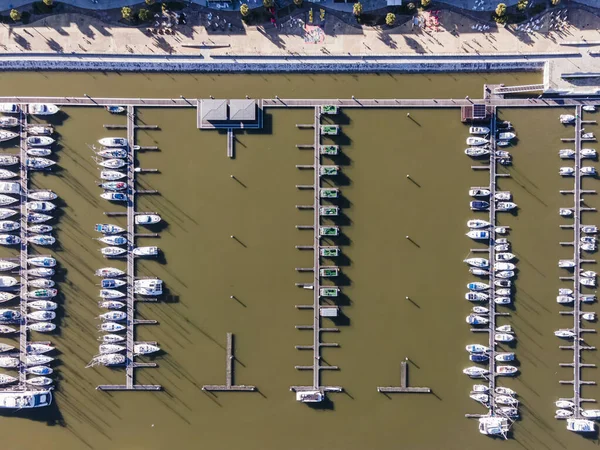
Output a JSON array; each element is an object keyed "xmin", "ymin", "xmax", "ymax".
[
  {"xmin": 100, "ymin": 170, "xmax": 126, "ymax": 180},
  {"xmin": 26, "ymin": 343, "xmax": 54, "ymax": 355},
  {"xmin": 495, "ymin": 395, "xmax": 519, "ymax": 406},
  {"xmin": 100, "ymin": 289, "xmax": 125, "ymax": 299},
  {"xmin": 0, "ymin": 276, "xmax": 17, "ymax": 287},
  {"xmin": 582, "ymin": 225, "xmax": 598, "ymax": 234},
  {"xmin": 0, "ymin": 221, "xmax": 20, "ymax": 232},
  {"xmin": 0, "ymin": 235, "xmax": 20, "ymax": 245},
  {"xmin": 497, "ymin": 202, "xmax": 517, "ymax": 211},
  {"xmin": 86, "ymin": 353, "xmax": 126, "ymax": 368},
  {"xmin": 465, "ymin": 292, "xmax": 489, "ymax": 302},
  {"xmin": 560, "ymin": 208, "xmax": 573, "ymax": 217},
  {"xmin": 581, "ymin": 243, "xmax": 597, "ymax": 252},
  {"xmin": 581, "ymin": 148, "xmax": 597, "ymax": 158},
  {"xmin": 581, "ymin": 277, "xmax": 596, "ymax": 287},
  {"xmin": 498, "ymin": 132, "xmax": 516, "ymax": 140},
  {"xmin": 0, "ymin": 374, "xmax": 16, "ymax": 385},
  {"xmin": 98, "ymin": 311, "xmax": 127, "ymax": 321},
  {"xmin": 470, "ymin": 393, "xmax": 489, "ymax": 403},
  {"xmin": 496, "ymin": 365, "xmax": 518, "ymax": 376},
  {"xmin": 100, "ymin": 181, "xmax": 127, "ymax": 191},
  {"xmin": 28, "ymin": 289, "xmax": 57, "ymax": 299},
  {"xmin": 0, "ymin": 390, "xmax": 52, "ymax": 408},
  {"xmin": 0, "ymin": 195, "xmax": 17, "ymax": 206},
  {"xmin": 495, "ymin": 150, "xmax": 510, "ymax": 159},
  {"xmin": 28, "ymin": 300, "xmax": 57, "ymax": 311},
  {"xmin": 98, "ymin": 158, "xmax": 126, "ymax": 169},
  {"xmin": 27, "ymin": 148, "xmax": 52, "ymax": 157},
  {"xmin": 472, "ymin": 306, "xmax": 489, "ymax": 314},
  {"xmin": 0, "ymin": 131, "xmax": 18, "ymax": 142},
  {"xmin": 99, "ymin": 334, "xmax": 126, "ymax": 343},
  {"xmin": 580, "ymin": 294, "xmax": 596, "ymax": 303},
  {"xmin": 494, "ymin": 191, "xmax": 511, "ymax": 201},
  {"xmin": 106, "ymin": 105, "xmax": 126, "ymax": 114},
  {"xmin": 99, "ymin": 344, "xmax": 126, "ymax": 354},
  {"xmin": 29, "ymin": 224, "xmax": 52, "ymax": 234},
  {"xmin": 495, "ymin": 252, "xmax": 516, "ymax": 262},
  {"xmin": 495, "ymin": 387, "xmax": 516, "ymax": 396},
  {"xmin": 469, "ymin": 188, "xmax": 490, "ymax": 197},
  {"xmin": 581, "ymin": 270, "xmax": 597, "ymax": 277},
  {"xmin": 583, "ymin": 312, "xmax": 596, "ymax": 321},
  {"xmin": 467, "ymin": 282, "xmax": 489, "ymax": 291},
  {"xmin": 470, "ymin": 200, "xmax": 489, "ymax": 211},
  {"xmin": 554, "ymin": 329, "xmax": 576, "ymax": 338},
  {"xmin": 496, "ymin": 288, "xmax": 511, "ymax": 296},
  {"xmin": 495, "ymin": 279, "xmax": 511, "ymax": 288},
  {"xmin": 135, "ymin": 286, "xmax": 163, "ymax": 296},
  {"xmin": 100, "ymin": 192, "xmax": 127, "ymax": 202},
  {"xmin": 27, "ymin": 158, "xmax": 55, "ymax": 170},
  {"xmin": 466, "ymin": 314, "xmax": 489, "ymax": 325},
  {"xmin": 557, "ymin": 295, "xmax": 574, "ymax": 304},
  {"xmin": 465, "ymin": 147, "xmax": 490, "ymax": 157},
  {"xmin": 100, "ymin": 278, "xmax": 126, "ymax": 288},
  {"xmin": 27, "ymin": 126, "xmax": 53, "ymax": 136},
  {"xmin": 478, "ymin": 417, "xmax": 509, "ymax": 436},
  {"xmin": 560, "ymin": 114, "xmax": 576, "ymax": 124},
  {"xmin": 28, "ymin": 256, "xmax": 56, "ymax": 267},
  {"xmin": 581, "ymin": 410, "xmax": 600, "ymax": 419},
  {"xmin": 0, "ymin": 104, "xmax": 18, "ymax": 114},
  {"xmin": 27, "ymin": 235, "xmax": 55, "ymax": 246},
  {"xmin": 134, "ymin": 278, "xmax": 162, "ymax": 289},
  {"xmin": 469, "ymin": 268, "xmax": 489, "ymax": 276},
  {"xmin": 95, "ymin": 267, "xmax": 125, "ymax": 277},
  {"xmin": 98, "ymin": 137, "xmax": 128, "ymax": 148},
  {"xmin": 26, "ymin": 268, "xmax": 55, "ymax": 278},
  {"xmin": 101, "ymin": 247, "xmax": 126, "ymax": 257},
  {"xmin": 496, "ymin": 140, "xmax": 511, "ymax": 147},
  {"xmin": 26, "ymin": 377, "xmax": 53, "ymax": 387},
  {"xmin": 28, "ymin": 201, "xmax": 57, "ymax": 213},
  {"xmin": 24, "ymin": 355, "xmax": 53, "ymax": 366},
  {"xmin": 98, "ymin": 235, "xmax": 127, "ymax": 246},
  {"xmin": 463, "ymin": 366, "xmax": 489, "ymax": 377},
  {"xmin": 556, "ymin": 400, "xmax": 575, "ymax": 409},
  {"xmin": 135, "ymin": 214, "xmax": 161, "ymax": 225},
  {"xmin": 494, "ymin": 262, "xmax": 515, "ymax": 271},
  {"xmin": 583, "ymin": 105, "xmax": 597, "ymax": 112},
  {"xmin": 560, "ymin": 167, "xmax": 575, "ymax": 176},
  {"xmin": 494, "ymin": 297, "xmax": 512, "ymax": 305},
  {"xmin": 556, "ymin": 409, "xmax": 573, "ymax": 418},
  {"xmin": 495, "ymin": 353, "xmax": 515, "ymax": 362},
  {"xmin": 0, "ymin": 357, "xmax": 18, "ymax": 368},
  {"xmin": 469, "ymin": 126, "xmax": 490, "ymax": 135},
  {"xmin": 29, "ymin": 104, "xmax": 59, "ymax": 116},
  {"xmin": 97, "ymin": 148, "xmax": 128, "ymax": 159},
  {"xmin": 466, "ymin": 219, "xmax": 490, "ymax": 229},
  {"xmin": 26, "ymin": 136, "xmax": 54, "ymax": 147},
  {"xmin": 0, "ymin": 155, "xmax": 18, "ymax": 167},
  {"xmin": 27, "ymin": 213, "xmax": 52, "ymax": 223},
  {"xmin": 582, "ymin": 132, "xmax": 595, "ymax": 139},
  {"xmin": 134, "ymin": 344, "xmax": 160, "ymax": 355},
  {"xmin": 581, "ymin": 236, "xmax": 597, "ymax": 245},
  {"xmin": 496, "ymin": 271, "xmax": 515, "ymax": 279},
  {"xmin": 494, "ymin": 333, "xmax": 514, "ymax": 343},
  {"xmin": 0, "ymin": 117, "xmax": 18, "ymax": 128},
  {"xmin": 559, "ymin": 260, "xmax": 575, "ymax": 268},
  {"xmin": 28, "ymin": 190, "xmax": 57, "ymax": 201},
  {"xmin": 472, "ymin": 384, "xmax": 489, "ymax": 393},
  {"xmin": 581, "ymin": 166, "xmax": 596, "ymax": 176},
  {"xmin": 0, "ymin": 169, "xmax": 17, "ymax": 180},
  {"xmin": 567, "ymin": 418, "xmax": 595, "ymax": 433},
  {"xmin": 26, "ymin": 322, "xmax": 56, "ymax": 332},
  {"xmin": 559, "ymin": 149, "xmax": 575, "ymax": 159},
  {"xmin": 466, "ymin": 230, "xmax": 489, "ymax": 240},
  {"xmin": 27, "ymin": 311, "xmax": 56, "ymax": 321},
  {"xmin": 99, "ymin": 322, "xmax": 126, "ymax": 332},
  {"xmin": 99, "ymin": 300, "xmax": 125, "ymax": 310},
  {"xmin": 466, "ymin": 137, "xmax": 489, "ymax": 146},
  {"xmin": 466, "ymin": 344, "xmax": 489, "ymax": 353},
  {"xmin": 496, "ymin": 324, "xmax": 513, "ymax": 333},
  {"xmin": 559, "ymin": 288, "xmax": 573, "ymax": 295},
  {"xmin": 95, "ymin": 223, "xmax": 125, "ymax": 234},
  {"xmin": 133, "ymin": 246, "xmax": 158, "ymax": 257},
  {"xmin": 463, "ymin": 258, "xmax": 489, "ymax": 268},
  {"xmin": 0, "ymin": 260, "xmax": 17, "ymax": 272}
]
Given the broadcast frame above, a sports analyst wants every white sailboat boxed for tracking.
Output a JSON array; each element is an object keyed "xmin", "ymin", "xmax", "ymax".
[
  {"xmin": 100, "ymin": 170, "xmax": 126, "ymax": 180},
  {"xmin": 98, "ymin": 137, "xmax": 128, "ymax": 147},
  {"xmin": 99, "ymin": 334, "xmax": 125, "ymax": 343},
  {"xmin": 466, "ymin": 137, "xmax": 488, "ymax": 146},
  {"xmin": 26, "ymin": 322, "xmax": 56, "ymax": 332},
  {"xmin": 27, "ymin": 300, "xmax": 57, "ymax": 311},
  {"xmin": 134, "ymin": 344, "xmax": 160, "ymax": 355}
]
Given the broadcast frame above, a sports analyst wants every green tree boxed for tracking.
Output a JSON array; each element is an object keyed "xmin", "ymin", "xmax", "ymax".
[
  {"xmin": 139, "ymin": 8, "xmax": 151, "ymax": 21},
  {"xmin": 43, "ymin": 0, "xmax": 53, "ymax": 6},
  {"xmin": 421, "ymin": 0, "xmax": 431, "ymax": 7},
  {"xmin": 240, "ymin": 3, "xmax": 249, "ymax": 16},
  {"xmin": 263, "ymin": 0, "xmax": 274, "ymax": 7},
  {"xmin": 10, "ymin": 9, "xmax": 21, "ymax": 21},
  {"xmin": 352, "ymin": 2, "xmax": 362, "ymax": 17},
  {"xmin": 516, "ymin": 0, "xmax": 527, "ymax": 11},
  {"xmin": 495, "ymin": 2, "xmax": 506, "ymax": 17},
  {"xmin": 385, "ymin": 12, "xmax": 396, "ymax": 26},
  {"xmin": 121, "ymin": 6, "xmax": 132, "ymax": 20},
  {"xmin": 293, "ymin": 0, "xmax": 303, "ymax": 5},
  {"xmin": 145, "ymin": 0, "xmax": 155, "ymax": 4}
]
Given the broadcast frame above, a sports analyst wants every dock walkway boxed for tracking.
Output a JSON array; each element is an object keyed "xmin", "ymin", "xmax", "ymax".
[{"xmin": 18, "ymin": 104, "xmax": 29, "ymax": 385}]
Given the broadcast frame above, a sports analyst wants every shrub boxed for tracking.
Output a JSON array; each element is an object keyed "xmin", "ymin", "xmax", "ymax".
[
  {"xmin": 10, "ymin": 9, "xmax": 21, "ymax": 21},
  {"xmin": 240, "ymin": 3, "xmax": 249, "ymax": 16},
  {"xmin": 263, "ymin": 0, "xmax": 274, "ymax": 7},
  {"xmin": 139, "ymin": 8, "xmax": 151, "ymax": 21},
  {"xmin": 385, "ymin": 12, "xmax": 396, "ymax": 26},
  {"xmin": 516, "ymin": 0, "xmax": 527, "ymax": 11},
  {"xmin": 421, "ymin": 0, "xmax": 431, "ymax": 7},
  {"xmin": 121, "ymin": 6, "xmax": 132, "ymax": 20},
  {"xmin": 43, "ymin": 0, "xmax": 53, "ymax": 6},
  {"xmin": 495, "ymin": 3, "xmax": 506, "ymax": 16},
  {"xmin": 353, "ymin": 2, "xmax": 362, "ymax": 16}
]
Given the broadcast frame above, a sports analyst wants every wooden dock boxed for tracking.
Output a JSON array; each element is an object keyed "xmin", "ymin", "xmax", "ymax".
[
  {"xmin": 18, "ymin": 104, "xmax": 29, "ymax": 385},
  {"xmin": 227, "ymin": 128, "xmax": 234, "ymax": 158},
  {"xmin": 377, "ymin": 360, "xmax": 431, "ymax": 394},
  {"xmin": 202, "ymin": 333, "xmax": 256, "ymax": 392}
]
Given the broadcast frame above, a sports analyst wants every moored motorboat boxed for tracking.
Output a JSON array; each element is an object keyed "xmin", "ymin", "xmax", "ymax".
[
  {"xmin": 495, "ymin": 395, "xmax": 519, "ymax": 406},
  {"xmin": 466, "ymin": 137, "xmax": 488, "ymax": 146},
  {"xmin": 133, "ymin": 246, "xmax": 158, "ymax": 257},
  {"xmin": 470, "ymin": 201, "xmax": 489, "ymax": 211},
  {"xmin": 26, "ymin": 136, "xmax": 55, "ymax": 147},
  {"xmin": 496, "ymin": 324, "xmax": 513, "ymax": 333},
  {"xmin": 469, "ymin": 126, "xmax": 490, "ymax": 135},
  {"xmin": 0, "ymin": 220, "xmax": 18, "ymax": 232},
  {"xmin": 28, "ymin": 256, "xmax": 56, "ymax": 267},
  {"xmin": 494, "ymin": 262, "xmax": 515, "ymax": 271},
  {"xmin": 27, "ymin": 235, "xmax": 55, "ymax": 246},
  {"xmin": 26, "ymin": 343, "xmax": 54, "ymax": 355},
  {"xmin": 494, "ymin": 297, "xmax": 512, "ymax": 305},
  {"xmin": 557, "ymin": 295, "xmax": 574, "ymax": 304},
  {"xmin": 496, "ymin": 270, "xmax": 515, "ymax": 279},
  {"xmin": 0, "ymin": 276, "xmax": 17, "ymax": 287},
  {"xmin": 470, "ymin": 354, "xmax": 489, "ymax": 363},
  {"xmin": 97, "ymin": 148, "xmax": 127, "ymax": 159},
  {"xmin": 0, "ymin": 169, "xmax": 17, "ymax": 180},
  {"xmin": 135, "ymin": 214, "xmax": 161, "ymax": 225},
  {"xmin": 580, "ymin": 294, "xmax": 596, "ymax": 303},
  {"xmin": 583, "ymin": 312, "xmax": 597, "ymax": 321},
  {"xmin": 580, "ymin": 277, "xmax": 596, "ymax": 287},
  {"xmin": 560, "ymin": 208, "xmax": 573, "ymax": 217},
  {"xmin": 469, "ymin": 268, "xmax": 489, "ymax": 276},
  {"xmin": 100, "ymin": 278, "xmax": 126, "ymax": 288},
  {"xmin": 0, "ymin": 325, "xmax": 16, "ymax": 334},
  {"xmin": 581, "ymin": 148, "xmax": 597, "ymax": 158},
  {"xmin": 495, "ymin": 352, "xmax": 515, "ymax": 362},
  {"xmin": 26, "ymin": 322, "xmax": 56, "ymax": 332},
  {"xmin": 28, "ymin": 190, "xmax": 57, "ymax": 201},
  {"xmin": 98, "ymin": 311, "xmax": 127, "ymax": 321},
  {"xmin": 100, "ymin": 181, "xmax": 127, "ymax": 191},
  {"xmin": 466, "ymin": 230, "xmax": 489, "ymax": 240},
  {"xmin": 28, "ymin": 289, "xmax": 57, "ymax": 299},
  {"xmin": 24, "ymin": 355, "xmax": 53, "ymax": 366},
  {"xmin": 98, "ymin": 334, "xmax": 125, "ymax": 343},
  {"xmin": 463, "ymin": 366, "xmax": 489, "ymax": 377},
  {"xmin": 28, "ymin": 279, "xmax": 54, "ymax": 289},
  {"xmin": 582, "ymin": 225, "xmax": 598, "ymax": 234},
  {"xmin": 0, "ymin": 155, "xmax": 18, "ymax": 167},
  {"xmin": 26, "ymin": 311, "xmax": 56, "ymax": 321},
  {"xmin": 0, "ymin": 357, "xmax": 19, "ymax": 368},
  {"xmin": 556, "ymin": 409, "xmax": 573, "ymax": 419},
  {"xmin": 498, "ymin": 132, "xmax": 516, "ymax": 141},
  {"xmin": 100, "ymin": 192, "xmax": 127, "ymax": 202},
  {"xmin": 469, "ymin": 188, "xmax": 490, "ymax": 197},
  {"xmin": 0, "ymin": 235, "xmax": 20, "ymax": 245},
  {"xmin": 559, "ymin": 259, "xmax": 575, "ymax": 268},
  {"xmin": 472, "ymin": 306, "xmax": 489, "ymax": 314},
  {"xmin": 567, "ymin": 418, "xmax": 595, "ymax": 433},
  {"xmin": 27, "ymin": 158, "xmax": 55, "ymax": 170},
  {"xmin": 98, "ymin": 137, "xmax": 127, "ymax": 147},
  {"xmin": 0, "ymin": 374, "xmax": 17, "ymax": 385},
  {"xmin": 466, "ymin": 292, "xmax": 489, "ymax": 302},
  {"xmin": 134, "ymin": 344, "xmax": 160, "ymax": 355},
  {"xmin": 26, "ymin": 377, "xmax": 53, "ymax": 387},
  {"xmin": 29, "ymin": 225, "xmax": 52, "ymax": 234},
  {"xmin": 95, "ymin": 223, "xmax": 125, "ymax": 234},
  {"xmin": 464, "ymin": 258, "xmax": 489, "ymax": 268},
  {"xmin": 581, "ymin": 166, "xmax": 596, "ymax": 176},
  {"xmin": 0, "ymin": 117, "xmax": 18, "ymax": 128},
  {"xmin": 27, "ymin": 213, "xmax": 52, "ymax": 223},
  {"xmin": 495, "ymin": 252, "xmax": 516, "ymax": 261},
  {"xmin": 98, "ymin": 235, "xmax": 127, "ymax": 246},
  {"xmin": 556, "ymin": 400, "xmax": 575, "ymax": 409},
  {"xmin": 99, "ymin": 322, "xmax": 126, "ymax": 332},
  {"xmin": 99, "ymin": 344, "xmax": 126, "ymax": 354},
  {"xmin": 494, "ymin": 191, "xmax": 511, "ymax": 201},
  {"xmin": 106, "ymin": 106, "xmax": 126, "ymax": 114},
  {"xmin": 0, "ymin": 131, "xmax": 18, "ymax": 142},
  {"xmin": 554, "ymin": 329, "xmax": 576, "ymax": 338},
  {"xmin": 26, "ymin": 202, "xmax": 55, "ymax": 213},
  {"xmin": 465, "ymin": 147, "xmax": 490, "ymax": 157},
  {"xmin": 559, "ymin": 149, "xmax": 575, "ymax": 159},
  {"xmin": 497, "ymin": 202, "xmax": 517, "ymax": 211},
  {"xmin": 496, "ymin": 288, "xmax": 511, "ymax": 296},
  {"xmin": 560, "ymin": 114, "xmax": 576, "ymax": 124},
  {"xmin": 467, "ymin": 282, "xmax": 489, "ymax": 291},
  {"xmin": 27, "ymin": 148, "xmax": 51, "ymax": 157},
  {"xmin": 95, "ymin": 267, "xmax": 125, "ymax": 278},
  {"xmin": 496, "ymin": 365, "xmax": 518, "ymax": 376},
  {"xmin": 581, "ymin": 410, "xmax": 600, "ymax": 419},
  {"xmin": 86, "ymin": 353, "xmax": 126, "ymax": 367},
  {"xmin": 99, "ymin": 300, "xmax": 125, "ymax": 309},
  {"xmin": 100, "ymin": 170, "xmax": 126, "ymax": 180},
  {"xmin": 467, "ymin": 219, "xmax": 490, "ymax": 229},
  {"xmin": 495, "ymin": 279, "xmax": 511, "ymax": 288},
  {"xmin": 478, "ymin": 417, "xmax": 509, "ymax": 436},
  {"xmin": 494, "ymin": 333, "xmax": 514, "ymax": 343},
  {"xmin": 560, "ymin": 167, "xmax": 575, "ymax": 176},
  {"xmin": 98, "ymin": 158, "xmax": 126, "ymax": 169},
  {"xmin": 466, "ymin": 314, "xmax": 488, "ymax": 325},
  {"xmin": 0, "ymin": 260, "xmax": 18, "ymax": 272},
  {"xmin": 466, "ymin": 344, "xmax": 489, "ymax": 353},
  {"xmin": 29, "ymin": 103, "xmax": 59, "ymax": 116},
  {"xmin": 470, "ymin": 393, "xmax": 489, "ymax": 403},
  {"xmin": 27, "ymin": 126, "xmax": 53, "ymax": 136}
]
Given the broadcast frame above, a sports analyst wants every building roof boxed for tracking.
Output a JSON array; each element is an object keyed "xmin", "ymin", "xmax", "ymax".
[
  {"xmin": 201, "ymin": 99, "xmax": 228, "ymax": 122},
  {"xmin": 229, "ymin": 99, "xmax": 256, "ymax": 121}
]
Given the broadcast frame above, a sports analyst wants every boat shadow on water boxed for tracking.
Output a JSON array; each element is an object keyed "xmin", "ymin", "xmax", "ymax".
[
  {"xmin": 37, "ymin": 110, "xmax": 69, "ymax": 128},
  {"xmin": 326, "ymin": 150, "xmax": 352, "ymax": 166},
  {"xmin": 322, "ymin": 111, "xmax": 350, "ymax": 126},
  {"xmin": 306, "ymin": 396, "xmax": 335, "ymax": 411},
  {"xmin": 0, "ymin": 400, "xmax": 65, "ymax": 425},
  {"xmin": 326, "ymin": 132, "xmax": 351, "ymax": 147}
]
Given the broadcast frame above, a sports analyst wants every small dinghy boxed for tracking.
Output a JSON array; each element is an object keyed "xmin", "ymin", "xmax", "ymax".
[
  {"xmin": 27, "ymin": 322, "xmax": 56, "ymax": 332},
  {"xmin": 26, "ymin": 366, "xmax": 53, "ymax": 375},
  {"xmin": 469, "ymin": 268, "xmax": 489, "ymax": 276},
  {"xmin": 95, "ymin": 267, "xmax": 125, "ymax": 278},
  {"xmin": 466, "ymin": 219, "xmax": 490, "ymax": 229},
  {"xmin": 97, "ymin": 148, "xmax": 127, "ymax": 159},
  {"xmin": 466, "ymin": 230, "xmax": 489, "ymax": 240},
  {"xmin": 28, "ymin": 300, "xmax": 57, "ymax": 311},
  {"xmin": 556, "ymin": 400, "xmax": 575, "ymax": 409},
  {"xmin": 470, "ymin": 393, "xmax": 489, "ymax": 403},
  {"xmin": 29, "ymin": 103, "xmax": 59, "ymax": 116},
  {"xmin": 28, "ymin": 257, "xmax": 56, "ymax": 267},
  {"xmin": 95, "ymin": 223, "xmax": 125, "ymax": 234},
  {"xmin": 27, "ymin": 213, "xmax": 52, "ymax": 223},
  {"xmin": 27, "ymin": 311, "xmax": 56, "ymax": 321},
  {"xmin": 559, "ymin": 149, "xmax": 575, "ymax": 159},
  {"xmin": 0, "ymin": 169, "xmax": 17, "ymax": 180},
  {"xmin": 469, "ymin": 188, "xmax": 490, "ymax": 197},
  {"xmin": 98, "ymin": 311, "xmax": 127, "ymax": 321},
  {"xmin": 0, "ymin": 156, "xmax": 18, "ymax": 167},
  {"xmin": 98, "ymin": 158, "xmax": 126, "ymax": 169},
  {"xmin": 560, "ymin": 114, "xmax": 576, "ymax": 124},
  {"xmin": 98, "ymin": 235, "xmax": 127, "ymax": 246},
  {"xmin": 27, "ymin": 148, "xmax": 51, "ymax": 157},
  {"xmin": 101, "ymin": 247, "xmax": 126, "ymax": 257},
  {"xmin": 0, "ymin": 357, "xmax": 19, "ymax": 368},
  {"xmin": 25, "ymin": 355, "xmax": 53, "ymax": 366},
  {"xmin": 556, "ymin": 409, "xmax": 573, "ymax": 418},
  {"xmin": 0, "ymin": 374, "xmax": 17, "ymax": 385},
  {"xmin": 86, "ymin": 353, "xmax": 126, "ymax": 368},
  {"xmin": 582, "ymin": 225, "xmax": 598, "ymax": 234},
  {"xmin": 466, "ymin": 137, "xmax": 488, "ymax": 146},
  {"xmin": 98, "ymin": 137, "xmax": 128, "ymax": 148},
  {"xmin": 100, "ymin": 170, "xmax": 126, "ymax": 181},
  {"xmin": 106, "ymin": 106, "xmax": 126, "ymax": 114},
  {"xmin": 465, "ymin": 292, "xmax": 489, "ymax": 302},
  {"xmin": 99, "ymin": 322, "xmax": 126, "ymax": 332},
  {"xmin": 100, "ymin": 278, "xmax": 126, "ymax": 288},
  {"xmin": 464, "ymin": 258, "xmax": 489, "ymax": 268},
  {"xmin": 466, "ymin": 314, "xmax": 488, "ymax": 326},
  {"xmin": 27, "ymin": 136, "xmax": 54, "ymax": 147},
  {"xmin": 467, "ymin": 282, "xmax": 489, "ymax": 291},
  {"xmin": 100, "ymin": 181, "xmax": 127, "ymax": 191},
  {"xmin": 101, "ymin": 192, "xmax": 127, "ymax": 202},
  {"xmin": 557, "ymin": 295, "xmax": 574, "ymax": 304},
  {"xmin": 26, "ymin": 343, "xmax": 54, "ymax": 355},
  {"xmin": 27, "ymin": 235, "xmax": 55, "ymax": 246},
  {"xmin": 495, "ymin": 253, "xmax": 516, "ymax": 262},
  {"xmin": 29, "ymin": 225, "xmax": 52, "ymax": 234},
  {"xmin": 466, "ymin": 344, "xmax": 489, "ymax": 353},
  {"xmin": 463, "ymin": 367, "xmax": 489, "ymax": 378},
  {"xmin": 133, "ymin": 246, "xmax": 158, "ymax": 257},
  {"xmin": 554, "ymin": 329, "xmax": 576, "ymax": 339},
  {"xmin": 494, "ymin": 333, "xmax": 514, "ymax": 343},
  {"xmin": 560, "ymin": 208, "xmax": 573, "ymax": 217},
  {"xmin": 28, "ymin": 190, "xmax": 57, "ymax": 201},
  {"xmin": 495, "ymin": 352, "xmax": 515, "ymax": 362},
  {"xmin": 26, "ymin": 377, "xmax": 53, "ymax": 387},
  {"xmin": 0, "ymin": 235, "xmax": 20, "ymax": 245},
  {"xmin": 99, "ymin": 300, "xmax": 125, "ymax": 310},
  {"xmin": 27, "ymin": 268, "xmax": 55, "ymax": 278},
  {"xmin": 100, "ymin": 289, "xmax": 125, "ymax": 299},
  {"xmin": 581, "ymin": 166, "xmax": 596, "ymax": 176},
  {"xmin": 465, "ymin": 147, "xmax": 490, "ymax": 157},
  {"xmin": 470, "ymin": 201, "xmax": 489, "ymax": 211},
  {"xmin": 494, "ymin": 297, "xmax": 512, "ymax": 305},
  {"xmin": 497, "ymin": 202, "xmax": 517, "ymax": 211},
  {"xmin": 99, "ymin": 334, "xmax": 125, "ymax": 343},
  {"xmin": 560, "ymin": 167, "xmax": 575, "ymax": 176},
  {"xmin": 0, "ymin": 117, "xmax": 18, "ymax": 128},
  {"xmin": 26, "ymin": 201, "xmax": 55, "ymax": 212},
  {"xmin": 99, "ymin": 344, "xmax": 126, "ymax": 354},
  {"xmin": 27, "ymin": 158, "xmax": 55, "ymax": 170},
  {"xmin": 28, "ymin": 289, "xmax": 58, "ymax": 299},
  {"xmin": 496, "ymin": 365, "xmax": 518, "ymax": 376},
  {"xmin": 0, "ymin": 220, "xmax": 19, "ymax": 232}
]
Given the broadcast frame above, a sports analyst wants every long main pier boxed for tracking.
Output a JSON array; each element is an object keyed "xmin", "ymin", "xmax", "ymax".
[
  {"xmin": 18, "ymin": 104, "xmax": 29, "ymax": 385},
  {"xmin": 202, "ymin": 333, "xmax": 256, "ymax": 392}
]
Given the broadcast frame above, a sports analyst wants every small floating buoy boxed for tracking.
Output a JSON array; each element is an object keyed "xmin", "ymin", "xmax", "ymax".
[{"xmin": 407, "ymin": 113, "xmax": 410, "ymax": 117}]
